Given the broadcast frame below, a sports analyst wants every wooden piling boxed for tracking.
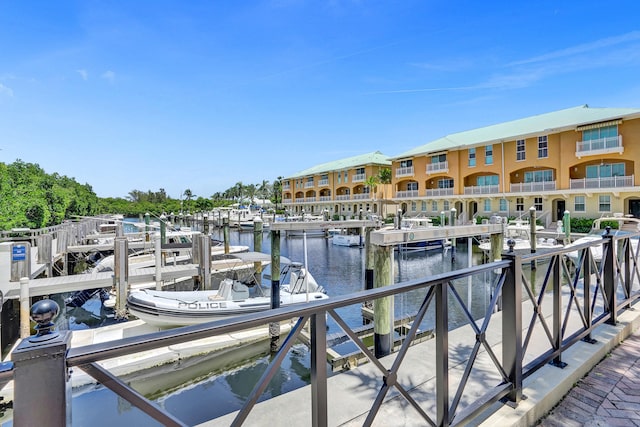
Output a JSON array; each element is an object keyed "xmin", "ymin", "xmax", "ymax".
[
  {"xmin": 270, "ymin": 229, "xmax": 281, "ymax": 353},
  {"xmin": 223, "ymin": 217, "xmax": 230, "ymax": 254},
  {"xmin": 114, "ymin": 237, "xmax": 129, "ymax": 320},
  {"xmin": 254, "ymin": 217, "xmax": 263, "ymax": 285},
  {"xmin": 373, "ymin": 244, "xmax": 393, "ymax": 358}
]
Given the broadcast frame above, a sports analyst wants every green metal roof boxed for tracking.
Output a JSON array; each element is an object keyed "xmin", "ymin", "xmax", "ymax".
[
  {"xmin": 289, "ymin": 151, "xmax": 391, "ymax": 178},
  {"xmin": 392, "ymin": 105, "xmax": 640, "ymax": 159}
]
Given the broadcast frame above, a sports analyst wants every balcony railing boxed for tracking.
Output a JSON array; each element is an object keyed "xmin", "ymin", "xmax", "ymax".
[
  {"xmin": 353, "ymin": 193, "xmax": 370, "ymax": 200},
  {"xmin": 352, "ymin": 174, "xmax": 366, "ymax": 183},
  {"xmin": 304, "ymin": 182, "xmax": 315, "ymax": 188},
  {"xmin": 569, "ymin": 175, "xmax": 634, "ymax": 189},
  {"xmin": 395, "ymin": 166, "xmax": 414, "ymax": 177},
  {"xmin": 426, "ymin": 161, "xmax": 449, "ymax": 174},
  {"xmin": 318, "ymin": 179, "xmax": 329, "ymax": 187},
  {"xmin": 319, "ymin": 196, "xmax": 331, "ymax": 202},
  {"xmin": 510, "ymin": 181, "xmax": 557, "ymax": 192},
  {"xmin": 282, "ymin": 198, "xmax": 292, "ymax": 204},
  {"xmin": 304, "ymin": 197, "xmax": 317, "ymax": 203},
  {"xmin": 576, "ymin": 135, "xmax": 623, "ymax": 158},
  {"xmin": 396, "ymin": 190, "xmax": 419, "ymax": 198},
  {"xmin": 425, "ymin": 188, "xmax": 454, "ymax": 197},
  {"xmin": 463, "ymin": 184, "xmax": 499, "ymax": 195},
  {"xmin": 336, "ymin": 194, "xmax": 350, "ymax": 201},
  {"xmin": 282, "ymin": 184, "xmax": 291, "ymax": 190}
]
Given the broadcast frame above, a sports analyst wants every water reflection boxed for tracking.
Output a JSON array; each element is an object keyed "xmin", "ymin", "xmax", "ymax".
[{"xmin": 33, "ymin": 229, "xmax": 506, "ymax": 426}]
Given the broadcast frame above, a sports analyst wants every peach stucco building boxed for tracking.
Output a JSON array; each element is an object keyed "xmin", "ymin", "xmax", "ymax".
[{"xmin": 281, "ymin": 105, "xmax": 640, "ymax": 225}]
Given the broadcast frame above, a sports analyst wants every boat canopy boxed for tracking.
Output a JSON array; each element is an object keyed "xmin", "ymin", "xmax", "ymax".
[{"xmin": 229, "ymin": 251, "xmax": 292, "ymax": 265}]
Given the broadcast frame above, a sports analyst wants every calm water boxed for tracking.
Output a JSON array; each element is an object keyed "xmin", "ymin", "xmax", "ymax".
[{"xmin": 6, "ymin": 227, "xmax": 498, "ymax": 426}]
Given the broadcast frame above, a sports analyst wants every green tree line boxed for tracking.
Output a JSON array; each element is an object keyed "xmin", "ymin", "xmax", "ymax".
[{"xmin": 0, "ymin": 160, "xmax": 291, "ymax": 230}]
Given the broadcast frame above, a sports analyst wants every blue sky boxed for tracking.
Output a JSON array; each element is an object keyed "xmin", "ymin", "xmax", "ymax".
[{"xmin": 1, "ymin": 1, "xmax": 640, "ymax": 199}]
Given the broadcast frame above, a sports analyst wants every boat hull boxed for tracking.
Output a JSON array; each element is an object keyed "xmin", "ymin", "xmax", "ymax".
[{"xmin": 127, "ymin": 288, "xmax": 329, "ymax": 328}]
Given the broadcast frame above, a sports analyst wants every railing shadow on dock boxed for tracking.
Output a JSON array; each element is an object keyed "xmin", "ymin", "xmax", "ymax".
[{"xmin": 3, "ymin": 228, "xmax": 640, "ymax": 426}]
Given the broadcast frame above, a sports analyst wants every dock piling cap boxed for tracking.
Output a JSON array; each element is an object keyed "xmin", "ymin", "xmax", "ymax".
[{"xmin": 29, "ymin": 299, "xmax": 60, "ymax": 342}]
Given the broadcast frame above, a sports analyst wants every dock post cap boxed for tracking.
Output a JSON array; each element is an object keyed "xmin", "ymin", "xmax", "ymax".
[
  {"xmin": 507, "ymin": 239, "xmax": 516, "ymax": 253},
  {"xmin": 29, "ymin": 299, "xmax": 60, "ymax": 342}
]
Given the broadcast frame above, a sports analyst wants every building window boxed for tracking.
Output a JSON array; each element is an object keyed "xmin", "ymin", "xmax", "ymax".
[
  {"xmin": 443, "ymin": 200, "xmax": 450, "ymax": 211},
  {"xmin": 411, "ymin": 201, "xmax": 417, "ymax": 212},
  {"xmin": 438, "ymin": 178, "xmax": 454, "ymax": 188},
  {"xmin": 499, "ymin": 199, "xmax": 507, "ymax": 212},
  {"xmin": 516, "ymin": 140, "xmax": 526, "ymax": 161},
  {"xmin": 400, "ymin": 159, "xmax": 413, "ymax": 168},
  {"xmin": 468, "ymin": 148, "xmax": 476, "ymax": 167},
  {"xmin": 586, "ymin": 163, "xmax": 625, "ymax": 178},
  {"xmin": 344, "ymin": 170, "xmax": 348, "ymax": 181},
  {"xmin": 432, "ymin": 201, "xmax": 438, "ymax": 212},
  {"xmin": 599, "ymin": 195, "xmax": 611, "ymax": 212},
  {"xmin": 483, "ymin": 199, "xmax": 491, "ymax": 212},
  {"xmin": 516, "ymin": 197, "xmax": 524, "ymax": 212},
  {"xmin": 432, "ymin": 153, "xmax": 446, "ymax": 163},
  {"xmin": 337, "ymin": 172, "xmax": 341, "ymax": 184},
  {"xmin": 574, "ymin": 196, "xmax": 585, "ymax": 212},
  {"xmin": 524, "ymin": 169, "xmax": 554, "ymax": 182},
  {"xmin": 538, "ymin": 136, "xmax": 548, "ymax": 158},
  {"xmin": 421, "ymin": 201, "xmax": 427, "ymax": 212},
  {"xmin": 583, "ymin": 125, "xmax": 618, "ymax": 142},
  {"xmin": 485, "ymin": 145, "xmax": 493, "ymax": 165},
  {"xmin": 534, "ymin": 197, "xmax": 543, "ymax": 211},
  {"xmin": 407, "ymin": 181, "xmax": 418, "ymax": 191},
  {"xmin": 476, "ymin": 175, "xmax": 499, "ymax": 186}
]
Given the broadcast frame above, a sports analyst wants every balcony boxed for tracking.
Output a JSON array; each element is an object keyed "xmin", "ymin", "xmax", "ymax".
[
  {"xmin": 425, "ymin": 188, "xmax": 454, "ymax": 197},
  {"xmin": 463, "ymin": 184, "xmax": 499, "ymax": 195},
  {"xmin": 576, "ymin": 135, "xmax": 623, "ymax": 158},
  {"xmin": 396, "ymin": 166, "xmax": 414, "ymax": 177},
  {"xmin": 569, "ymin": 175, "xmax": 634, "ymax": 189},
  {"xmin": 282, "ymin": 184, "xmax": 291, "ymax": 191},
  {"xmin": 336, "ymin": 194, "xmax": 351, "ymax": 201},
  {"xmin": 304, "ymin": 197, "xmax": 317, "ymax": 203},
  {"xmin": 510, "ymin": 181, "xmax": 557, "ymax": 192},
  {"xmin": 396, "ymin": 190, "xmax": 419, "ymax": 198},
  {"xmin": 353, "ymin": 193, "xmax": 370, "ymax": 200},
  {"xmin": 426, "ymin": 161, "xmax": 449, "ymax": 174},
  {"xmin": 304, "ymin": 182, "xmax": 315, "ymax": 188},
  {"xmin": 318, "ymin": 179, "xmax": 329, "ymax": 187},
  {"xmin": 282, "ymin": 198, "xmax": 292, "ymax": 204},
  {"xmin": 319, "ymin": 196, "xmax": 332, "ymax": 202},
  {"xmin": 352, "ymin": 174, "xmax": 366, "ymax": 183}
]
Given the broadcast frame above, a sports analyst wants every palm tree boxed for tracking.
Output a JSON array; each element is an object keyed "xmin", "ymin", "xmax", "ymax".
[
  {"xmin": 377, "ymin": 168, "xmax": 392, "ymax": 218},
  {"xmin": 364, "ymin": 175, "xmax": 379, "ymax": 199},
  {"xmin": 183, "ymin": 189, "xmax": 194, "ymax": 213}
]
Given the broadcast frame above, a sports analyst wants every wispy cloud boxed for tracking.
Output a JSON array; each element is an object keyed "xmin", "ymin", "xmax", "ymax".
[
  {"xmin": 0, "ymin": 84, "xmax": 13, "ymax": 97},
  {"xmin": 367, "ymin": 31, "xmax": 640, "ymax": 96},
  {"xmin": 509, "ymin": 31, "xmax": 640, "ymax": 66},
  {"xmin": 101, "ymin": 70, "xmax": 116, "ymax": 84},
  {"xmin": 76, "ymin": 69, "xmax": 88, "ymax": 81}
]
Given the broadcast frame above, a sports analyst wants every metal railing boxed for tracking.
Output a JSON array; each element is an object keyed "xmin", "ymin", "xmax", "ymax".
[
  {"xmin": 8, "ymin": 230, "xmax": 640, "ymax": 426},
  {"xmin": 426, "ymin": 161, "xmax": 449, "ymax": 174},
  {"xmin": 576, "ymin": 135, "xmax": 623, "ymax": 156},
  {"xmin": 510, "ymin": 181, "xmax": 557, "ymax": 192},
  {"xmin": 569, "ymin": 175, "xmax": 634, "ymax": 189},
  {"xmin": 395, "ymin": 166, "xmax": 414, "ymax": 177}
]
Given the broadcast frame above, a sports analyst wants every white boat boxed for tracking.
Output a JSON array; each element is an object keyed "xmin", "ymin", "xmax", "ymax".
[
  {"xmin": 564, "ymin": 214, "xmax": 640, "ymax": 265},
  {"xmin": 126, "ymin": 261, "xmax": 328, "ymax": 327},
  {"xmin": 332, "ymin": 234, "xmax": 361, "ymax": 247},
  {"xmin": 398, "ymin": 216, "xmax": 450, "ymax": 251},
  {"xmin": 478, "ymin": 218, "xmax": 563, "ymax": 254}
]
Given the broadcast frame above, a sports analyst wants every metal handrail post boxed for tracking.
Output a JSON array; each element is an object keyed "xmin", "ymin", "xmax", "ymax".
[
  {"xmin": 311, "ymin": 311, "xmax": 328, "ymax": 427},
  {"xmin": 502, "ymin": 246, "xmax": 523, "ymax": 403},
  {"xmin": 13, "ymin": 333, "xmax": 72, "ymax": 426},
  {"xmin": 551, "ymin": 253, "xmax": 565, "ymax": 367},
  {"xmin": 602, "ymin": 228, "xmax": 616, "ymax": 325},
  {"xmin": 435, "ymin": 278, "xmax": 449, "ymax": 425}
]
